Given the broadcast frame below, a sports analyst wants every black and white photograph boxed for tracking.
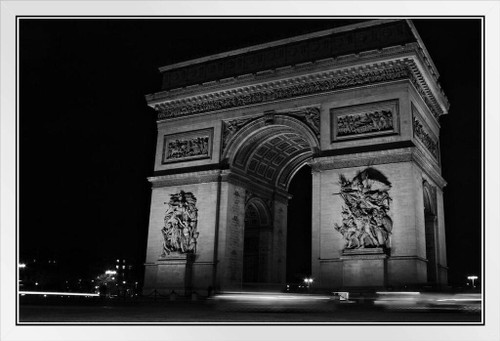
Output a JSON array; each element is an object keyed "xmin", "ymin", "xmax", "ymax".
[{"xmin": 1, "ymin": 2, "xmax": 499, "ymax": 341}]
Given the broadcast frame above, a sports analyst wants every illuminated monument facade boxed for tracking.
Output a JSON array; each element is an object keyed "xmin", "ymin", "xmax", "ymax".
[{"xmin": 143, "ymin": 20, "xmax": 449, "ymax": 295}]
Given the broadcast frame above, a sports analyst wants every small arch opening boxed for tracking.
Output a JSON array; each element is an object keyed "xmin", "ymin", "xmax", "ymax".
[
  {"xmin": 286, "ymin": 164, "xmax": 312, "ymax": 284},
  {"xmin": 243, "ymin": 199, "xmax": 272, "ymax": 284}
]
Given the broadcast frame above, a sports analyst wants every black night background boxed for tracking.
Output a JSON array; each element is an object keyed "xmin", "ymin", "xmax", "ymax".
[{"xmin": 19, "ymin": 19, "xmax": 482, "ymax": 290}]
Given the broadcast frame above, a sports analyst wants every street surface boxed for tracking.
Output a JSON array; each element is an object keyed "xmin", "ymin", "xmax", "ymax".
[{"xmin": 19, "ymin": 291, "xmax": 481, "ymax": 323}]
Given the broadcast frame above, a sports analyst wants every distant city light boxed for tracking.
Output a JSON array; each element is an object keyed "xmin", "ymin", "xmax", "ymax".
[
  {"xmin": 122, "ymin": 281, "xmax": 126, "ymax": 284},
  {"xmin": 467, "ymin": 275, "xmax": 478, "ymax": 287},
  {"xmin": 376, "ymin": 292, "xmax": 421, "ymax": 295},
  {"xmin": 111, "ymin": 277, "xmax": 115, "ymax": 280},
  {"xmin": 19, "ymin": 263, "xmax": 26, "ymax": 268},
  {"xmin": 105, "ymin": 270, "xmax": 117, "ymax": 275},
  {"xmin": 116, "ymin": 259, "xmax": 119, "ymax": 263},
  {"xmin": 19, "ymin": 291, "xmax": 99, "ymax": 297},
  {"xmin": 35, "ymin": 282, "xmax": 38, "ymax": 286}
]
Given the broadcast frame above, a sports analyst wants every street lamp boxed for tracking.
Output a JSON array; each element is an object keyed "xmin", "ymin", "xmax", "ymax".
[{"xmin": 467, "ymin": 275, "xmax": 478, "ymax": 288}]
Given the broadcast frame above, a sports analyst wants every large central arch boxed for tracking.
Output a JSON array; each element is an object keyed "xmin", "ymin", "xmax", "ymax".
[
  {"xmin": 222, "ymin": 113, "xmax": 319, "ymax": 288},
  {"xmin": 225, "ymin": 114, "xmax": 319, "ymax": 190}
]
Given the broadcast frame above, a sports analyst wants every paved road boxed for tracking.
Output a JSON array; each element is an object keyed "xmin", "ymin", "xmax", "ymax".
[{"xmin": 19, "ymin": 300, "xmax": 481, "ymax": 323}]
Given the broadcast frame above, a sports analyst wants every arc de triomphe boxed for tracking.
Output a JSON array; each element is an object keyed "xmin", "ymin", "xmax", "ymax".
[{"xmin": 142, "ymin": 20, "xmax": 449, "ymax": 295}]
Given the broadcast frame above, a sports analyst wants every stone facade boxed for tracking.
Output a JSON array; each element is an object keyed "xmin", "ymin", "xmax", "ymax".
[{"xmin": 143, "ymin": 20, "xmax": 449, "ymax": 294}]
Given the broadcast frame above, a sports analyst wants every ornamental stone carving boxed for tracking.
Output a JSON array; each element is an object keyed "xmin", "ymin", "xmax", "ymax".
[
  {"xmin": 332, "ymin": 99, "xmax": 398, "ymax": 141},
  {"xmin": 222, "ymin": 116, "xmax": 256, "ymax": 150},
  {"xmin": 162, "ymin": 129, "xmax": 213, "ymax": 164},
  {"xmin": 222, "ymin": 107, "xmax": 320, "ymax": 153},
  {"xmin": 287, "ymin": 107, "xmax": 320, "ymax": 138},
  {"xmin": 412, "ymin": 113, "xmax": 439, "ymax": 159},
  {"xmin": 160, "ymin": 191, "xmax": 199, "ymax": 257},
  {"xmin": 166, "ymin": 137, "xmax": 209, "ymax": 159},
  {"xmin": 156, "ymin": 61, "xmax": 445, "ymax": 119},
  {"xmin": 337, "ymin": 109, "xmax": 393, "ymax": 137},
  {"xmin": 334, "ymin": 167, "xmax": 393, "ymax": 249}
]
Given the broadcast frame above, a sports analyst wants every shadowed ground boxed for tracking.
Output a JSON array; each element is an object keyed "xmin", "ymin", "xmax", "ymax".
[{"xmin": 19, "ymin": 295, "xmax": 481, "ymax": 323}]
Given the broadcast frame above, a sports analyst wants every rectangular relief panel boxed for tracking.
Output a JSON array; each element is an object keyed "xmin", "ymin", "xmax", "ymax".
[
  {"xmin": 331, "ymin": 99, "xmax": 399, "ymax": 142},
  {"xmin": 161, "ymin": 128, "xmax": 214, "ymax": 164},
  {"xmin": 411, "ymin": 104, "xmax": 440, "ymax": 162}
]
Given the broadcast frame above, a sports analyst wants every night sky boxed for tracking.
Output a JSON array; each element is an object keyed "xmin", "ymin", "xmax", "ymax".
[{"xmin": 19, "ymin": 18, "xmax": 482, "ymax": 286}]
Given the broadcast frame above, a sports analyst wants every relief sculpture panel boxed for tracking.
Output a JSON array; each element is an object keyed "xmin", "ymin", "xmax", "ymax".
[
  {"xmin": 334, "ymin": 167, "xmax": 393, "ymax": 249},
  {"xmin": 162, "ymin": 128, "xmax": 213, "ymax": 164},
  {"xmin": 160, "ymin": 191, "xmax": 199, "ymax": 257},
  {"xmin": 331, "ymin": 100, "xmax": 398, "ymax": 141},
  {"xmin": 412, "ymin": 106, "xmax": 439, "ymax": 160}
]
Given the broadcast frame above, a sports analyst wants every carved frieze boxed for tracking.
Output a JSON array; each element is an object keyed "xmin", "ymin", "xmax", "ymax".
[
  {"xmin": 162, "ymin": 128, "xmax": 213, "ymax": 164},
  {"xmin": 222, "ymin": 116, "xmax": 256, "ymax": 150},
  {"xmin": 412, "ymin": 106, "xmax": 439, "ymax": 160},
  {"xmin": 157, "ymin": 62, "xmax": 407, "ymax": 118},
  {"xmin": 331, "ymin": 100, "xmax": 398, "ymax": 141},
  {"xmin": 160, "ymin": 191, "xmax": 199, "ymax": 257},
  {"xmin": 334, "ymin": 168, "xmax": 393, "ymax": 249},
  {"xmin": 154, "ymin": 60, "xmax": 443, "ymax": 121},
  {"xmin": 287, "ymin": 107, "xmax": 320, "ymax": 138}
]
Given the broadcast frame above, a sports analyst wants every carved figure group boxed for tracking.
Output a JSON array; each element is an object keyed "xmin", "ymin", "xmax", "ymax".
[
  {"xmin": 337, "ymin": 110, "xmax": 393, "ymax": 137},
  {"xmin": 222, "ymin": 117, "xmax": 254, "ymax": 149},
  {"xmin": 166, "ymin": 136, "xmax": 209, "ymax": 160},
  {"xmin": 161, "ymin": 191, "xmax": 199, "ymax": 256},
  {"xmin": 334, "ymin": 167, "xmax": 393, "ymax": 249}
]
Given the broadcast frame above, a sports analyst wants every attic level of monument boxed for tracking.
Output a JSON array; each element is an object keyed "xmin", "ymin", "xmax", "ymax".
[
  {"xmin": 146, "ymin": 20, "xmax": 449, "ymax": 123},
  {"xmin": 158, "ymin": 20, "xmax": 423, "ymax": 89}
]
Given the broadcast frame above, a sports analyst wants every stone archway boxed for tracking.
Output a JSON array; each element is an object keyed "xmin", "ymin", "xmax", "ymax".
[
  {"xmin": 223, "ymin": 112, "xmax": 320, "ymax": 191},
  {"xmin": 222, "ymin": 112, "xmax": 319, "ymax": 289},
  {"xmin": 243, "ymin": 197, "xmax": 272, "ymax": 284}
]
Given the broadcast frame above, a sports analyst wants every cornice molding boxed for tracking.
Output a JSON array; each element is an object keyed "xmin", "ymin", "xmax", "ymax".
[
  {"xmin": 309, "ymin": 146, "xmax": 446, "ymax": 189},
  {"xmin": 148, "ymin": 169, "xmax": 221, "ymax": 188},
  {"xmin": 150, "ymin": 58, "xmax": 445, "ymax": 122},
  {"xmin": 147, "ymin": 43, "xmax": 448, "ymax": 119},
  {"xmin": 309, "ymin": 147, "xmax": 414, "ymax": 171}
]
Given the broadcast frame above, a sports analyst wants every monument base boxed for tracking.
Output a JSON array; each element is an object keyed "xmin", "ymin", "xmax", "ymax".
[
  {"xmin": 341, "ymin": 248, "xmax": 388, "ymax": 288},
  {"xmin": 152, "ymin": 253, "xmax": 195, "ymax": 296}
]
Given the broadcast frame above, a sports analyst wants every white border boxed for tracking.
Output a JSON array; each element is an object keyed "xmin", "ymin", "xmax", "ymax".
[{"xmin": 1, "ymin": 1, "xmax": 499, "ymax": 341}]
